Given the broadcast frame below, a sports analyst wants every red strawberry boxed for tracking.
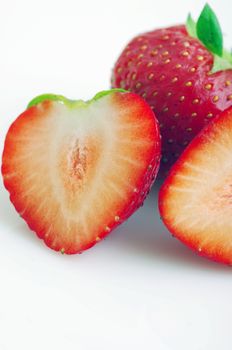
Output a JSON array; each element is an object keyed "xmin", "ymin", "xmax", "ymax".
[
  {"xmin": 2, "ymin": 90, "xmax": 160, "ymax": 254},
  {"xmin": 159, "ymin": 106, "xmax": 232, "ymax": 265},
  {"xmin": 112, "ymin": 4, "xmax": 232, "ymax": 176}
]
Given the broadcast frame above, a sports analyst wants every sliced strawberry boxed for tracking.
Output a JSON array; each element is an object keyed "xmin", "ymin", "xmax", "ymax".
[
  {"xmin": 2, "ymin": 90, "xmax": 160, "ymax": 254},
  {"xmin": 159, "ymin": 106, "xmax": 232, "ymax": 265}
]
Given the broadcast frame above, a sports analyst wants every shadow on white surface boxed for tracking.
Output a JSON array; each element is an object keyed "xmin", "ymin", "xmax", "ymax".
[
  {"xmin": 1, "ymin": 179, "xmax": 231, "ymax": 273},
  {"xmin": 107, "ymin": 186, "xmax": 232, "ymax": 273}
]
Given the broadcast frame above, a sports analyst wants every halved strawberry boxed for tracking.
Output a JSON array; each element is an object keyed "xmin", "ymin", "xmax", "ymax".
[
  {"xmin": 2, "ymin": 90, "xmax": 160, "ymax": 254},
  {"xmin": 159, "ymin": 106, "xmax": 232, "ymax": 265}
]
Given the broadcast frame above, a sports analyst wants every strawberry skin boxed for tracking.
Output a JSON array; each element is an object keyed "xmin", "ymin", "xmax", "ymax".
[
  {"xmin": 112, "ymin": 25, "xmax": 232, "ymax": 176},
  {"xmin": 159, "ymin": 106, "xmax": 232, "ymax": 265},
  {"xmin": 2, "ymin": 90, "xmax": 160, "ymax": 254}
]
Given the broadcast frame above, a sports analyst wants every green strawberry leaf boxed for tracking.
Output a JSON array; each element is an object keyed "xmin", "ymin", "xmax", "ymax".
[
  {"xmin": 211, "ymin": 50, "xmax": 232, "ymax": 73},
  {"xmin": 222, "ymin": 49, "xmax": 232, "ymax": 65},
  {"xmin": 186, "ymin": 13, "xmax": 197, "ymax": 38},
  {"xmin": 196, "ymin": 3, "xmax": 223, "ymax": 57},
  {"xmin": 186, "ymin": 4, "xmax": 232, "ymax": 73}
]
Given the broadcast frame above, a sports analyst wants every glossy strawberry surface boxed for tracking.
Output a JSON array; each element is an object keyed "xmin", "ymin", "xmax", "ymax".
[{"xmin": 112, "ymin": 25, "xmax": 232, "ymax": 176}]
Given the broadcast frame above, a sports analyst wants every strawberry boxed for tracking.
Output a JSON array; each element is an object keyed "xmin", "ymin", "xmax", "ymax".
[
  {"xmin": 112, "ymin": 4, "xmax": 232, "ymax": 176},
  {"xmin": 1, "ymin": 90, "xmax": 160, "ymax": 254},
  {"xmin": 159, "ymin": 106, "xmax": 232, "ymax": 265}
]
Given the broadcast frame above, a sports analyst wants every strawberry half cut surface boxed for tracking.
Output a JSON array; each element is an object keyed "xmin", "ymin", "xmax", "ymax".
[
  {"xmin": 2, "ymin": 90, "xmax": 160, "ymax": 254},
  {"xmin": 159, "ymin": 106, "xmax": 232, "ymax": 265}
]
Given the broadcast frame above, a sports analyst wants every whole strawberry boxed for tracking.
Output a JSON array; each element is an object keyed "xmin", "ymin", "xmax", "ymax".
[{"xmin": 112, "ymin": 4, "xmax": 232, "ymax": 176}]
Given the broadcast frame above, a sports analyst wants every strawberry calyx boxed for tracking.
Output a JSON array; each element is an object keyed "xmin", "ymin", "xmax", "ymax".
[
  {"xmin": 186, "ymin": 3, "xmax": 232, "ymax": 73},
  {"xmin": 27, "ymin": 89, "xmax": 127, "ymax": 109}
]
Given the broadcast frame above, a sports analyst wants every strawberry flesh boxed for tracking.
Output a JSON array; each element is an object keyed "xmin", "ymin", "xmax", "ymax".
[
  {"xmin": 2, "ymin": 91, "xmax": 160, "ymax": 254},
  {"xmin": 159, "ymin": 106, "xmax": 232, "ymax": 265}
]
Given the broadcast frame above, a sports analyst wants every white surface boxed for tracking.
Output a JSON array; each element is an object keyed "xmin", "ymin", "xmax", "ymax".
[{"xmin": 1, "ymin": 1, "xmax": 232, "ymax": 349}]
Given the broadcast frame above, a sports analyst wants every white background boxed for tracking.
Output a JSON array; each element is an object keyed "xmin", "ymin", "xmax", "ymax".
[{"xmin": 1, "ymin": 0, "xmax": 232, "ymax": 349}]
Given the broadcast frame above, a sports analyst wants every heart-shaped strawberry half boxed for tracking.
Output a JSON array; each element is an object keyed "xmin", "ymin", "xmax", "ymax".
[{"xmin": 2, "ymin": 90, "xmax": 160, "ymax": 254}]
